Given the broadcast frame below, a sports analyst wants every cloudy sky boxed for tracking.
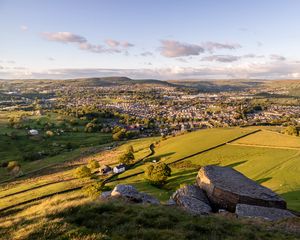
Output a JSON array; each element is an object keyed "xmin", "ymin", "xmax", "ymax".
[{"xmin": 1, "ymin": 0, "xmax": 300, "ymax": 80}]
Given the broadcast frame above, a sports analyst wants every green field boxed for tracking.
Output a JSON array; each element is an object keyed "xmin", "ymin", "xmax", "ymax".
[
  {"xmin": 231, "ymin": 130, "xmax": 300, "ymax": 149},
  {"xmin": 1, "ymin": 127, "xmax": 300, "ymax": 217},
  {"xmin": 108, "ymin": 129, "xmax": 300, "ymax": 211}
]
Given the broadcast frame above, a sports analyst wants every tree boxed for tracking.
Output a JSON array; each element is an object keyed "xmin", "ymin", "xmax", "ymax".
[
  {"xmin": 119, "ymin": 150, "xmax": 135, "ymax": 165},
  {"xmin": 74, "ymin": 166, "xmax": 92, "ymax": 178},
  {"xmin": 88, "ymin": 159, "xmax": 100, "ymax": 170},
  {"xmin": 112, "ymin": 129, "xmax": 126, "ymax": 141},
  {"xmin": 6, "ymin": 161, "xmax": 20, "ymax": 171},
  {"xmin": 285, "ymin": 126, "xmax": 298, "ymax": 136},
  {"xmin": 85, "ymin": 122, "xmax": 98, "ymax": 133},
  {"xmin": 127, "ymin": 145, "xmax": 134, "ymax": 153},
  {"xmin": 82, "ymin": 181, "xmax": 104, "ymax": 198},
  {"xmin": 145, "ymin": 162, "xmax": 171, "ymax": 186}
]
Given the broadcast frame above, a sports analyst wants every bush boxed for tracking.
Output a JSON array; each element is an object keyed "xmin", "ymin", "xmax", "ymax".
[
  {"xmin": 88, "ymin": 159, "xmax": 100, "ymax": 170},
  {"xmin": 112, "ymin": 129, "xmax": 126, "ymax": 141},
  {"xmin": 7, "ymin": 161, "xmax": 20, "ymax": 171},
  {"xmin": 145, "ymin": 162, "xmax": 171, "ymax": 186},
  {"xmin": 45, "ymin": 130, "xmax": 54, "ymax": 137},
  {"xmin": 84, "ymin": 122, "xmax": 98, "ymax": 133},
  {"xmin": 74, "ymin": 166, "xmax": 92, "ymax": 178},
  {"xmin": 82, "ymin": 181, "xmax": 104, "ymax": 198},
  {"xmin": 119, "ymin": 150, "xmax": 135, "ymax": 165},
  {"xmin": 23, "ymin": 152, "xmax": 42, "ymax": 161},
  {"xmin": 284, "ymin": 126, "xmax": 299, "ymax": 136}
]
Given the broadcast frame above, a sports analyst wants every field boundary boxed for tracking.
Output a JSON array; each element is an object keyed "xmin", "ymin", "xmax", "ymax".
[
  {"xmin": 0, "ymin": 143, "xmax": 155, "ymax": 213},
  {"xmin": 107, "ymin": 129, "xmax": 261, "ymax": 183},
  {"xmin": 0, "ymin": 129, "xmax": 262, "ymax": 213},
  {"xmin": 227, "ymin": 142, "xmax": 300, "ymax": 150}
]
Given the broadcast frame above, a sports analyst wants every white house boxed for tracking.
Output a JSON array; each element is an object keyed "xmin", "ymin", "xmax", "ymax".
[
  {"xmin": 113, "ymin": 164, "xmax": 126, "ymax": 174},
  {"xmin": 28, "ymin": 129, "xmax": 39, "ymax": 136}
]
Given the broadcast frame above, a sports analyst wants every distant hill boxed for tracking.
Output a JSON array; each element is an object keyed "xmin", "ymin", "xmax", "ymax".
[{"xmin": 65, "ymin": 77, "xmax": 177, "ymax": 87}]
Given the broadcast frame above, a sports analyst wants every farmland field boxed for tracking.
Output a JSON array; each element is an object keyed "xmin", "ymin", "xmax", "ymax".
[
  {"xmin": 108, "ymin": 129, "xmax": 300, "ymax": 211},
  {"xmin": 230, "ymin": 130, "xmax": 300, "ymax": 149}
]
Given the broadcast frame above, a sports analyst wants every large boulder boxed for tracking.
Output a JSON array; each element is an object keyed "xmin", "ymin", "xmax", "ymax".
[
  {"xmin": 109, "ymin": 184, "xmax": 160, "ymax": 204},
  {"xmin": 196, "ymin": 165, "xmax": 286, "ymax": 212},
  {"xmin": 172, "ymin": 184, "xmax": 212, "ymax": 215},
  {"xmin": 236, "ymin": 204, "xmax": 296, "ymax": 221}
]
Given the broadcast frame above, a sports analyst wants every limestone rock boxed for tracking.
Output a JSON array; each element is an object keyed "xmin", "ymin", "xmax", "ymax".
[
  {"xmin": 110, "ymin": 184, "xmax": 159, "ymax": 204},
  {"xmin": 196, "ymin": 165, "xmax": 286, "ymax": 212},
  {"xmin": 172, "ymin": 184, "xmax": 212, "ymax": 215},
  {"xmin": 100, "ymin": 191, "xmax": 112, "ymax": 199},
  {"xmin": 236, "ymin": 204, "xmax": 296, "ymax": 221}
]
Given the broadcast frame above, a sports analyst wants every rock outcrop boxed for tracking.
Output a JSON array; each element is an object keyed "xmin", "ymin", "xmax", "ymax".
[
  {"xmin": 196, "ymin": 165, "xmax": 286, "ymax": 212},
  {"xmin": 171, "ymin": 184, "xmax": 212, "ymax": 215},
  {"xmin": 236, "ymin": 204, "xmax": 296, "ymax": 221},
  {"xmin": 105, "ymin": 184, "xmax": 160, "ymax": 204}
]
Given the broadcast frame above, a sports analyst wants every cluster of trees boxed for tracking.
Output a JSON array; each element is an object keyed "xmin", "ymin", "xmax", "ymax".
[
  {"xmin": 112, "ymin": 127, "xmax": 139, "ymax": 141},
  {"xmin": 74, "ymin": 159, "xmax": 100, "ymax": 179},
  {"xmin": 145, "ymin": 162, "xmax": 171, "ymax": 186},
  {"xmin": 119, "ymin": 145, "xmax": 135, "ymax": 165},
  {"xmin": 284, "ymin": 125, "xmax": 299, "ymax": 136}
]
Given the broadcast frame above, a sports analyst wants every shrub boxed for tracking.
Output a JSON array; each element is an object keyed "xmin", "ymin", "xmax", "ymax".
[
  {"xmin": 82, "ymin": 181, "xmax": 104, "ymax": 198},
  {"xmin": 23, "ymin": 152, "xmax": 42, "ymax": 161},
  {"xmin": 145, "ymin": 162, "xmax": 171, "ymax": 186},
  {"xmin": 127, "ymin": 145, "xmax": 134, "ymax": 153},
  {"xmin": 84, "ymin": 122, "xmax": 98, "ymax": 133},
  {"xmin": 119, "ymin": 150, "xmax": 135, "ymax": 165},
  {"xmin": 285, "ymin": 126, "xmax": 299, "ymax": 136},
  {"xmin": 112, "ymin": 129, "xmax": 126, "ymax": 141},
  {"xmin": 88, "ymin": 159, "xmax": 100, "ymax": 170},
  {"xmin": 45, "ymin": 130, "xmax": 54, "ymax": 137},
  {"xmin": 74, "ymin": 166, "xmax": 92, "ymax": 178},
  {"xmin": 6, "ymin": 161, "xmax": 20, "ymax": 171}
]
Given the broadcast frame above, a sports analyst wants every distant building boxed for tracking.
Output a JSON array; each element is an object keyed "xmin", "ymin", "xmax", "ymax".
[
  {"xmin": 100, "ymin": 165, "xmax": 112, "ymax": 175},
  {"xmin": 113, "ymin": 164, "xmax": 126, "ymax": 174},
  {"xmin": 28, "ymin": 129, "xmax": 39, "ymax": 136}
]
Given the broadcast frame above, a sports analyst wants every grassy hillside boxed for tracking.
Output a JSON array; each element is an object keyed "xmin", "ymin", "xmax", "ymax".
[
  {"xmin": 0, "ymin": 191, "xmax": 298, "ymax": 240},
  {"xmin": 108, "ymin": 129, "xmax": 300, "ymax": 211},
  {"xmin": 0, "ymin": 127, "xmax": 299, "ymax": 239}
]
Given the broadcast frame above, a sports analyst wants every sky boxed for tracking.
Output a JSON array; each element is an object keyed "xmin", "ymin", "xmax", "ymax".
[{"xmin": 1, "ymin": 0, "xmax": 300, "ymax": 80}]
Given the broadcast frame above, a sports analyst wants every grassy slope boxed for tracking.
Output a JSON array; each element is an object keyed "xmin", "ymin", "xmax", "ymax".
[
  {"xmin": 0, "ymin": 191, "xmax": 298, "ymax": 240},
  {"xmin": 108, "ymin": 129, "xmax": 300, "ymax": 211},
  {"xmin": 0, "ymin": 137, "xmax": 158, "ymax": 210},
  {"xmin": 151, "ymin": 128, "xmax": 252, "ymax": 164},
  {"xmin": 232, "ymin": 130, "xmax": 300, "ymax": 149}
]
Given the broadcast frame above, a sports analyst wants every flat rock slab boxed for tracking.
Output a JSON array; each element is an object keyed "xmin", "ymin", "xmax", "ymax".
[
  {"xmin": 172, "ymin": 184, "xmax": 212, "ymax": 215},
  {"xmin": 110, "ymin": 184, "xmax": 160, "ymax": 205},
  {"xmin": 236, "ymin": 204, "xmax": 296, "ymax": 221},
  {"xmin": 196, "ymin": 165, "xmax": 286, "ymax": 212}
]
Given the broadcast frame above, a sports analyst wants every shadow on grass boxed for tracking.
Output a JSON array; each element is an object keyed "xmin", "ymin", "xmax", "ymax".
[
  {"xmin": 165, "ymin": 169, "xmax": 198, "ymax": 190},
  {"xmin": 225, "ymin": 160, "xmax": 247, "ymax": 168},
  {"xmin": 280, "ymin": 190, "xmax": 300, "ymax": 214},
  {"xmin": 145, "ymin": 152, "xmax": 175, "ymax": 163},
  {"xmin": 256, "ymin": 177, "xmax": 272, "ymax": 184}
]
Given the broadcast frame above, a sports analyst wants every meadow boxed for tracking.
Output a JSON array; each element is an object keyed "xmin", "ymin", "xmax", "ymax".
[
  {"xmin": 0, "ymin": 125, "xmax": 299, "ymax": 230},
  {"xmin": 108, "ymin": 129, "xmax": 300, "ymax": 211}
]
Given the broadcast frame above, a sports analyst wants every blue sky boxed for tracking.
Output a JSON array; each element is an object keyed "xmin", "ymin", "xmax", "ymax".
[{"xmin": 1, "ymin": 0, "xmax": 300, "ymax": 79}]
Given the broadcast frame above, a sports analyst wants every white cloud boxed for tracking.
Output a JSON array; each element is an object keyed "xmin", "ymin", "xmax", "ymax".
[
  {"xmin": 121, "ymin": 41, "xmax": 134, "ymax": 48},
  {"xmin": 202, "ymin": 41, "xmax": 241, "ymax": 52},
  {"xmin": 202, "ymin": 55, "xmax": 240, "ymax": 63},
  {"xmin": 105, "ymin": 39, "xmax": 120, "ymax": 48},
  {"xmin": 270, "ymin": 54, "xmax": 286, "ymax": 61},
  {"xmin": 2, "ymin": 59, "xmax": 300, "ymax": 80},
  {"xmin": 42, "ymin": 32, "xmax": 133, "ymax": 54},
  {"xmin": 42, "ymin": 32, "xmax": 87, "ymax": 43},
  {"xmin": 160, "ymin": 40, "xmax": 204, "ymax": 57}
]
